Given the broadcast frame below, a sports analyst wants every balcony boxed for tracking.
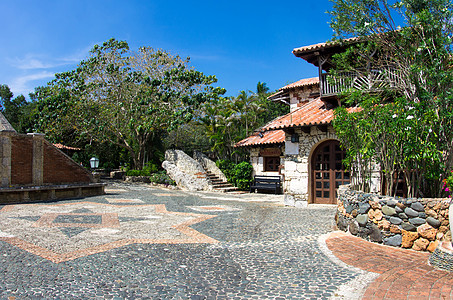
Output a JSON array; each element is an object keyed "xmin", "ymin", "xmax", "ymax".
[{"xmin": 320, "ymin": 67, "xmax": 402, "ymax": 98}]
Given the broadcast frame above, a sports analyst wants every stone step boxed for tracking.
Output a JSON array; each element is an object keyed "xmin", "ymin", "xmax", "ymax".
[
  {"xmin": 214, "ymin": 186, "xmax": 239, "ymax": 193},
  {"xmin": 212, "ymin": 183, "xmax": 234, "ymax": 188}
]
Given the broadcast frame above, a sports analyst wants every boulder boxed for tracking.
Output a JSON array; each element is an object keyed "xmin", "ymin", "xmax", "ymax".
[
  {"xmin": 417, "ymin": 224, "xmax": 437, "ymax": 241},
  {"xmin": 426, "ymin": 217, "xmax": 441, "ymax": 228},
  {"xmin": 402, "ymin": 222, "xmax": 416, "ymax": 231},
  {"xmin": 402, "ymin": 230, "xmax": 419, "ymax": 248},
  {"xmin": 389, "ymin": 217, "xmax": 402, "ymax": 225},
  {"xmin": 165, "ymin": 150, "xmax": 205, "ymax": 175},
  {"xmin": 356, "ymin": 214, "xmax": 369, "ymax": 226},
  {"xmin": 369, "ymin": 224, "xmax": 383, "ymax": 243},
  {"xmin": 382, "ymin": 205, "xmax": 397, "ymax": 216},
  {"xmin": 359, "ymin": 202, "xmax": 371, "ymax": 214},
  {"xmin": 193, "ymin": 151, "xmax": 227, "ymax": 182},
  {"xmin": 389, "ymin": 225, "xmax": 402, "ymax": 234},
  {"xmin": 404, "ymin": 207, "xmax": 419, "ymax": 217},
  {"xmin": 427, "ymin": 240, "xmax": 439, "ymax": 253},
  {"xmin": 412, "ymin": 237, "xmax": 429, "ymax": 251},
  {"xmin": 348, "ymin": 220, "xmax": 359, "ymax": 235},
  {"xmin": 369, "ymin": 200, "xmax": 381, "ymax": 209},
  {"xmin": 384, "ymin": 234, "xmax": 402, "ymax": 247},
  {"xmin": 409, "ymin": 217, "xmax": 426, "ymax": 226},
  {"xmin": 411, "ymin": 202, "xmax": 425, "ymax": 212},
  {"xmin": 162, "ymin": 159, "xmax": 210, "ymax": 192},
  {"xmin": 378, "ymin": 219, "xmax": 391, "ymax": 231}
]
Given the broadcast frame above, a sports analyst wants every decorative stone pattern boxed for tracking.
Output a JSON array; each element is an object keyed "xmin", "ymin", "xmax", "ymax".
[{"xmin": 336, "ymin": 185, "xmax": 451, "ymax": 252}]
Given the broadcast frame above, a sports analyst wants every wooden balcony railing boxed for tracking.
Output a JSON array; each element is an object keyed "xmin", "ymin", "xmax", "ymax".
[{"xmin": 320, "ymin": 67, "xmax": 402, "ymax": 98}]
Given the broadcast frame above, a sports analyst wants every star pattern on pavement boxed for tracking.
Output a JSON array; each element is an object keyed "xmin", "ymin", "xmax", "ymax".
[{"xmin": 0, "ymin": 202, "xmax": 218, "ymax": 263}]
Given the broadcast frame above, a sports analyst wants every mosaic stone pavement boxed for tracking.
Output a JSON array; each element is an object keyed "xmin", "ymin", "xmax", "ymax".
[{"xmin": 0, "ymin": 182, "xmax": 366, "ymax": 299}]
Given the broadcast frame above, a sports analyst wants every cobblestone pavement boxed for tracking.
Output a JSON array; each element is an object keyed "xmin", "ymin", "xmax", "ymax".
[
  {"xmin": 327, "ymin": 232, "xmax": 453, "ymax": 300},
  {"xmin": 0, "ymin": 182, "xmax": 369, "ymax": 299}
]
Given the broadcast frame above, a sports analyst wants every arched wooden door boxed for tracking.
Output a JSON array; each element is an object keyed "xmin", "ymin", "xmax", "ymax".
[{"xmin": 311, "ymin": 140, "xmax": 350, "ymax": 204}]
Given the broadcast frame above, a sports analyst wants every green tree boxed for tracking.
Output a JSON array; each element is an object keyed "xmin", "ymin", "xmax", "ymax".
[
  {"xmin": 33, "ymin": 38, "xmax": 220, "ymax": 169},
  {"xmin": 0, "ymin": 84, "xmax": 34, "ymax": 133},
  {"xmin": 330, "ymin": 0, "xmax": 453, "ymax": 197}
]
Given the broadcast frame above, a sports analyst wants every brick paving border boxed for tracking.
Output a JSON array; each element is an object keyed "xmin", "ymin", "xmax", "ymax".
[{"xmin": 326, "ymin": 231, "xmax": 453, "ymax": 299}]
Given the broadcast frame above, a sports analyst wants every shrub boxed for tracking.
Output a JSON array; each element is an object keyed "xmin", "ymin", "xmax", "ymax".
[
  {"xmin": 126, "ymin": 169, "xmax": 142, "ymax": 176},
  {"xmin": 232, "ymin": 161, "xmax": 253, "ymax": 190},
  {"xmin": 216, "ymin": 160, "xmax": 253, "ymax": 190},
  {"xmin": 150, "ymin": 171, "xmax": 176, "ymax": 185},
  {"xmin": 125, "ymin": 163, "xmax": 159, "ymax": 177}
]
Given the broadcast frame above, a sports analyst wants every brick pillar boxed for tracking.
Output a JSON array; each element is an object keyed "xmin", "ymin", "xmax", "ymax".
[
  {"xmin": 30, "ymin": 133, "xmax": 45, "ymax": 186},
  {"xmin": 0, "ymin": 132, "xmax": 12, "ymax": 187}
]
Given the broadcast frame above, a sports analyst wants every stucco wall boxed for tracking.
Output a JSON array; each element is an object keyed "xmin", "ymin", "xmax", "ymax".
[{"xmin": 283, "ymin": 126, "xmax": 338, "ymax": 204}]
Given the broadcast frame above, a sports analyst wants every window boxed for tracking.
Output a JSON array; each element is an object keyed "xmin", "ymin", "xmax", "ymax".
[{"xmin": 264, "ymin": 157, "xmax": 280, "ymax": 172}]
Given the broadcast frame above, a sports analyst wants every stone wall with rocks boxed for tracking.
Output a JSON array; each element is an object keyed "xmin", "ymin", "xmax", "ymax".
[
  {"xmin": 336, "ymin": 185, "xmax": 451, "ymax": 252},
  {"xmin": 162, "ymin": 150, "xmax": 210, "ymax": 191}
]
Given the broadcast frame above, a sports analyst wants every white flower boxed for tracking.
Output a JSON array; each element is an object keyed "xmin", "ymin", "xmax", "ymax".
[
  {"xmin": 406, "ymin": 115, "xmax": 414, "ymax": 120},
  {"xmin": 392, "ymin": 114, "xmax": 398, "ymax": 118}
]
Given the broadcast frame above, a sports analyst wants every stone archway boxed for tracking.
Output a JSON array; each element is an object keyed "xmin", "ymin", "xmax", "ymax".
[{"xmin": 311, "ymin": 140, "xmax": 350, "ymax": 204}]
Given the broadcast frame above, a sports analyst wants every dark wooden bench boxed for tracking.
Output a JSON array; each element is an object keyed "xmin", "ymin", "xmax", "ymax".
[{"xmin": 250, "ymin": 175, "xmax": 281, "ymax": 194}]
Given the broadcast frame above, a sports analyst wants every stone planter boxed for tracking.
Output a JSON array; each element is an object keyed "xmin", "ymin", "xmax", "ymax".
[{"xmin": 336, "ymin": 185, "xmax": 451, "ymax": 252}]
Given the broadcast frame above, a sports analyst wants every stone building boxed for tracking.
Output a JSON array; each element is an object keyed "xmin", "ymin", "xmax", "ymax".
[{"xmin": 236, "ymin": 40, "xmax": 383, "ymax": 207}]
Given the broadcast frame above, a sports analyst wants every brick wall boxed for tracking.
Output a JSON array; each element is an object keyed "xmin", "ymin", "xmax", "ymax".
[
  {"xmin": 11, "ymin": 136, "xmax": 33, "ymax": 185},
  {"xmin": 3, "ymin": 132, "xmax": 92, "ymax": 187},
  {"xmin": 42, "ymin": 141, "xmax": 91, "ymax": 184}
]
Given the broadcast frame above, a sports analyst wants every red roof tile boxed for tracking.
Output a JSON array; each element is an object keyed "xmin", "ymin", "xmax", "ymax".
[
  {"xmin": 280, "ymin": 77, "xmax": 319, "ymax": 90},
  {"xmin": 292, "ymin": 37, "xmax": 360, "ymax": 56},
  {"xmin": 53, "ymin": 143, "xmax": 82, "ymax": 151},
  {"xmin": 235, "ymin": 129, "xmax": 285, "ymax": 148},
  {"xmin": 264, "ymin": 98, "xmax": 360, "ymax": 130}
]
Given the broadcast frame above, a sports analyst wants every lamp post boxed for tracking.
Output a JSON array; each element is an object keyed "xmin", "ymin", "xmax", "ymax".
[
  {"xmin": 89, "ymin": 157, "xmax": 100, "ymax": 183},
  {"xmin": 90, "ymin": 157, "xmax": 100, "ymax": 170}
]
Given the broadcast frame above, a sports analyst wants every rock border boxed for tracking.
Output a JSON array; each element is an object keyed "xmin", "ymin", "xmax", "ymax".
[{"xmin": 336, "ymin": 185, "xmax": 451, "ymax": 252}]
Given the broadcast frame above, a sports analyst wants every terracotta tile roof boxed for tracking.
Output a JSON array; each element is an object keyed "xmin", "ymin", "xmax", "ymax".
[
  {"xmin": 280, "ymin": 77, "xmax": 319, "ymax": 90},
  {"xmin": 264, "ymin": 98, "xmax": 360, "ymax": 130},
  {"xmin": 268, "ymin": 77, "xmax": 319, "ymax": 102},
  {"xmin": 292, "ymin": 37, "xmax": 360, "ymax": 56},
  {"xmin": 53, "ymin": 143, "xmax": 82, "ymax": 151},
  {"xmin": 235, "ymin": 129, "xmax": 285, "ymax": 148}
]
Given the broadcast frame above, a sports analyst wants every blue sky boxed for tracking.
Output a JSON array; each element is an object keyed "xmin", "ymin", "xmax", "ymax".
[{"xmin": 0, "ymin": 0, "xmax": 335, "ymax": 99}]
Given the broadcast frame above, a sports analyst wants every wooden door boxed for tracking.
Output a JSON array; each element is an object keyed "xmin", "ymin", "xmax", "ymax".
[{"xmin": 312, "ymin": 140, "xmax": 349, "ymax": 204}]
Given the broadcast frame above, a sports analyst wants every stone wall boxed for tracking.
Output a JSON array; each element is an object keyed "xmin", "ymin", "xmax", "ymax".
[
  {"xmin": 336, "ymin": 185, "xmax": 451, "ymax": 252},
  {"xmin": 249, "ymin": 148, "xmax": 282, "ymax": 178},
  {"xmin": 283, "ymin": 126, "xmax": 337, "ymax": 207}
]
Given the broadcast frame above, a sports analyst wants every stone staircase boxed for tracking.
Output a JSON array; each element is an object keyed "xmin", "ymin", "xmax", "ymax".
[{"xmin": 205, "ymin": 171, "xmax": 239, "ymax": 193}]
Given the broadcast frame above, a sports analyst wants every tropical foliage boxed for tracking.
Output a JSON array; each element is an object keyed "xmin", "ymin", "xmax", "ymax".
[{"xmin": 330, "ymin": 0, "xmax": 453, "ymax": 197}]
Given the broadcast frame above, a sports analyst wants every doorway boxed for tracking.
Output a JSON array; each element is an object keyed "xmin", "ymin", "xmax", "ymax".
[{"xmin": 311, "ymin": 140, "xmax": 349, "ymax": 204}]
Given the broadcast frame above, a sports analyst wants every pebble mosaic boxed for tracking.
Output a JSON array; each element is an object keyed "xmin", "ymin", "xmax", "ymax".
[{"xmin": 0, "ymin": 181, "xmax": 362, "ymax": 299}]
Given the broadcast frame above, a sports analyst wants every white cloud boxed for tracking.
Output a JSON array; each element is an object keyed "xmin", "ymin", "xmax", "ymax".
[
  {"xmin": 7, "ymin": 45, "xmax": 92, "ymax": 70},
  {"xmin": 9, "ymin": 71, "xmax": 55, "ymax": 96}
]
